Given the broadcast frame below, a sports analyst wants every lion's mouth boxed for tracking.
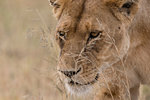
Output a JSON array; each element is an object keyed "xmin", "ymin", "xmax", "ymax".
[{"xmin": 68, "ymin": 74, "xmax": 99, "ymax": 86}]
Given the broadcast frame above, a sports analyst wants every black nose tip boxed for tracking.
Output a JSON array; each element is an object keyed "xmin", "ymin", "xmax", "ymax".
[{"xmin": 60, "ymin": 68, "xmax": 81, "ymax": 78}]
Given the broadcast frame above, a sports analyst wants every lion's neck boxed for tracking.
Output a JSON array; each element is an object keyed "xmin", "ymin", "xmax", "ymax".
[{"xmin": 126, "ymin": 0, "xmax": 150, "ymax": 84}]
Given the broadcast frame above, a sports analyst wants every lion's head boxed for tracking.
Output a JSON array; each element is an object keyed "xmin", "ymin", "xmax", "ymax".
[{"xmin": 50, "ymin": 0, "xmax": 139, "ymax": 95}]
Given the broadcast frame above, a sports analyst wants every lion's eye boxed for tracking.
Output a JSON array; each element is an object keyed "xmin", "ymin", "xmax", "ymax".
[
  {"xmin": 57, "ymin": 31, "xmax": 66, "ymax": 48},
  {"xmin": 89, "ymin": 31, "xmax": 102, "ymax": 39},
  {"xmin": 53, "ymin": 3, "xmax": 60, "ymax": 8},
  {"xmin": 58, "ymin": 31, "xmax": 66, "ymax": 37}
]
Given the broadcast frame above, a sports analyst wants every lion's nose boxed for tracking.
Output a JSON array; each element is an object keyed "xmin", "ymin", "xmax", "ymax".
[{"xmin": 60, "ymin": 68, "xmax": 81, "ymax": 78}]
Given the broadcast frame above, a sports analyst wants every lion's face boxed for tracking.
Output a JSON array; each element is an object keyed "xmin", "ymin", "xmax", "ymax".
[{"xmin": 50, "ymin": 0, "xmax": 139, "ymax": 94}]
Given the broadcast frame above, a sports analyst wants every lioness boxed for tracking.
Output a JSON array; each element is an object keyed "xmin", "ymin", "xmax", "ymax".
[{"xmin": 49, "ymin": 0, "xmax": 150, "ymax": 100}]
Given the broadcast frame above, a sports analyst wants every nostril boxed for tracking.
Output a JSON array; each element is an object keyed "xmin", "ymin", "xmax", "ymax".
[
  {"xmin": 61, "ymin": 70, "xmax": 75, "ymax": 78},
  {"xmin": 60, "ymin": 67, "xmax": 81, "ymax": 78}
]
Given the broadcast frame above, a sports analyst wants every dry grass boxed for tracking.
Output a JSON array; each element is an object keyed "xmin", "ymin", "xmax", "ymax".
[
  {"xmin": 0, "ymin": 0, "xmax": 150, "ymax": 100},
  {"xmin": 0, "ymin": 0, "xmax": 61, "ymax": 100}
]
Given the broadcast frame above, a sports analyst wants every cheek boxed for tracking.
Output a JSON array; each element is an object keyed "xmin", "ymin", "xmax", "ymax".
[
  {"xmin": 94, "ymin": 31, "xmax": 129, "ymax": 63},
  {"xmin": 113, "ymin": 26, "xmax": 129, "ymax": 50},
  {"xmin": 92, "ymin": 36, "xmax": 112, "ymax": 55},
  {"xmin": 90, "ymin": 35, "xmax": 118, "ymax": 62},
  {"xmin": 113, "ymin": 33, "xmax": 123, "ymax": 47},
  {"xmin": 92, "ymin": 42, "xmax": 104, "ymax": 54}
]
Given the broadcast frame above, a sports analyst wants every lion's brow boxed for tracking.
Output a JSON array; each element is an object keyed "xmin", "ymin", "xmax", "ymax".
[{"xmin": 63, "ymin": 0, "xmax": 87, "ymax": 32}]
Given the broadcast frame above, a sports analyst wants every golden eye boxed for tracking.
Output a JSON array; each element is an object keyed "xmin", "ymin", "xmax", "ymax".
[
  {"xmin": 58, "ymin": 31, "xmax": 65, "ymax": 37},
  {"xmin": 53, "ymin": 3, "xmax": 60, "ymax": 8},
  {"xmin": 89, "ymin": 31, "xmax": 102, "ymax": 39}
]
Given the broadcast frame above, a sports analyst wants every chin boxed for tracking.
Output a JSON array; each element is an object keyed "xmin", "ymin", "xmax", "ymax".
[{"xmin": 65, "ymin": 83, "xmax": 93, "ymax": 96}]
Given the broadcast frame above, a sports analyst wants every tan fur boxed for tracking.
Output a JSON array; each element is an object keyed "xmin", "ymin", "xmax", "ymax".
[{"xmin": 49, "ymin": 0, "xmax": 150, "ymax": 100}]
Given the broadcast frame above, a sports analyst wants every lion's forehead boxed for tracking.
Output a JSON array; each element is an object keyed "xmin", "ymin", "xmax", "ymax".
[
  {"xmin": 56, "ymin": 0, "xmax": 108, "ymax": 33},
  {"xmin": 61, "ymin": 0, "xmax": 105, "ymax": 18}
]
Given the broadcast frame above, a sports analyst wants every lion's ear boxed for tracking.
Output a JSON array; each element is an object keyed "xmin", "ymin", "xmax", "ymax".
[
  {"xmin": 49, "ymin": 0, "xmax": 54, "ymax": 6},
  {"xmin": 106, "ymin": 0, "xmax": 140, "ymax": 21},
  {"xmin": 49, "ymin": 0, "xmax": 56, "ymax": 5},
  {"xmin": 49, "ymin": 0, "xmax": 60, "ymax": 7},
  {"xmin": 49, "ymin": 0, "xmax": 66, "ymax": 19},
  {"xmin": 119, "ymin": 0, "xmax": 139, "ymax": 17}
]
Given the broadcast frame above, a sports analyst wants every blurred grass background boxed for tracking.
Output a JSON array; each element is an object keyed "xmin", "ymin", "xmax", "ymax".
[
  {"xmin": 0, "ymin": 0, "xmax": 61, "ymax": 100},
  {"xmin": 0, "ymin": 0, "xmax": 150, "ymax": 100}
]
